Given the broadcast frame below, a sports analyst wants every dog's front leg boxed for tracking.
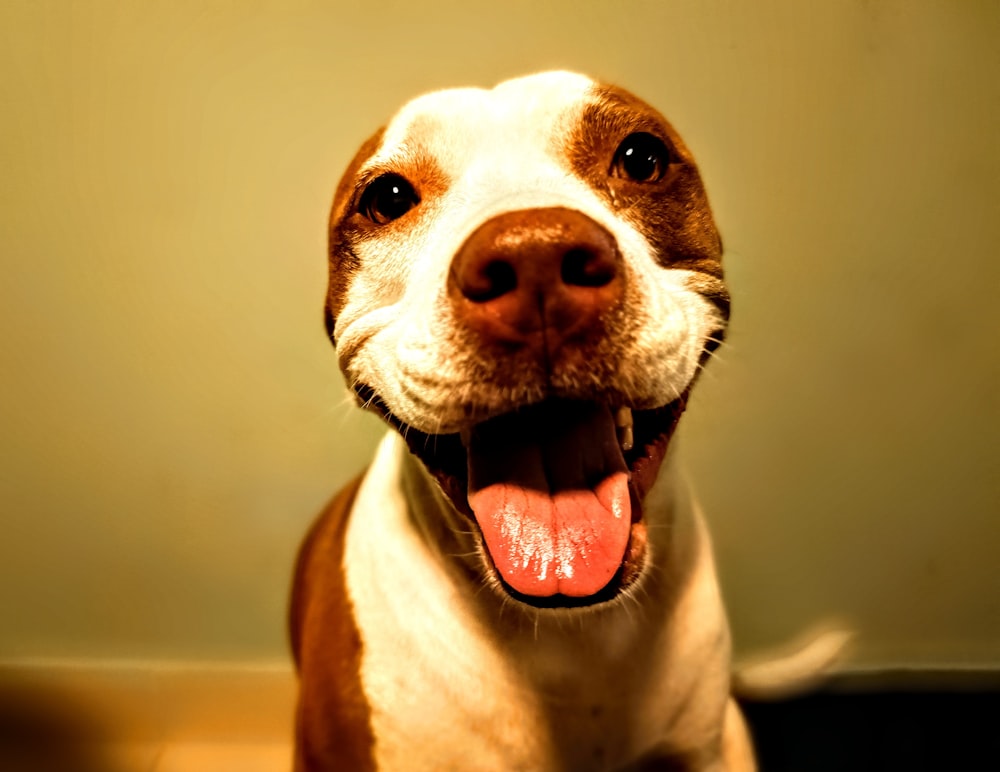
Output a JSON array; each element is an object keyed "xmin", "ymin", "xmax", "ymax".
[{"xmin": 719, "ymin": 699, "xmax": 756, "ymax": 771}]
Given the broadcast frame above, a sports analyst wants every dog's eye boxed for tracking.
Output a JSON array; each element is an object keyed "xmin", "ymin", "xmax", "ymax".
[
  {"xmin": 358, "ymin": 174, "xmax": 419, "ymax": 224},
  {"xmin": 610, "ymin": 132, "xmax": 671, "ymax": 183}
]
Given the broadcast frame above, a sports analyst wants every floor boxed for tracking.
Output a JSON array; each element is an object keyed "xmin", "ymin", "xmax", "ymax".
[
  {"xmin": 2, "ymin": 659, "xmax": 999, "ymax": 771},
  {"xmin": 72, "ymin": 691, "xmax": 1000, "ymax": 771},
  {"xmin": 0, "ymin": 741, "xmax": 291, "ymax": 772},
  {"xmin": 0, "ymin": 660, "xmax": 295, "ymax": 772}
]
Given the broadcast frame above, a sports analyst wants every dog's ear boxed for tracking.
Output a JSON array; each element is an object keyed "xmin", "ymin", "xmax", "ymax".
[{"xmin": 324, "ymin": 127, "xmax": 386, "ymax": 342}]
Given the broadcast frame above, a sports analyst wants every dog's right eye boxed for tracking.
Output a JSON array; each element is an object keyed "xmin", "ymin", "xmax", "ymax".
[
  {"xmin": 610, "ymin": 132, "xmax": 672, "ymax": 183},
  {"xmin": 358, "ymin": 174, "xmax": 420, "ymax": 224}
]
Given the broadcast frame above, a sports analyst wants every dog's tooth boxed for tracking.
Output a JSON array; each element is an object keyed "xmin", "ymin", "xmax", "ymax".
[
  {"xmin": 614, "ymin": 407, "xmax": 634, "ymax": 452},
  {"xmin": 619, "ymin": 425, "xmax": 634, "ymax": 453}
]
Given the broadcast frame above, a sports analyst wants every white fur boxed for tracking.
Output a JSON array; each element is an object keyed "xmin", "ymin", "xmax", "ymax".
[
  {"xmin": 334, "ymin": 71, "xmax": 757, "ymax": 770},
  {"xmin": 345, "ymin": 433, "xmax": 750, "ymax": 770}
]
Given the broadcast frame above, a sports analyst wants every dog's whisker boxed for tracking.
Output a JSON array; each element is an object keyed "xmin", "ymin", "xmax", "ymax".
[
  {"xmin": 447, "ymin": 527, "xmax": 480, "ymax": 538},
  {"xmin": 700, "ymin": 346, "xmax": 730, "ymax": 366},
  {"xmin": 446, "ymin": 550, "xmax": 481, "ymax": 560}
]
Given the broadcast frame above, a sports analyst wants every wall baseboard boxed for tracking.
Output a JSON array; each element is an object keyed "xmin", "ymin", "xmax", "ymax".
[{"xmin": 824, "ymin": 665, "xmax": 1000, "ymax": 693}]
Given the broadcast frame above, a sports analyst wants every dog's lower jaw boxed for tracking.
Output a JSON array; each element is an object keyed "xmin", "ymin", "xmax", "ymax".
[{"xmin": 343, "ymin": 431, "xmax": 747, "ymax": 770}]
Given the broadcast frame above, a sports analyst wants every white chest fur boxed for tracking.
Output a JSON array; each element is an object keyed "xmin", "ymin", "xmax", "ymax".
[{"xmin": 344, "ymin": 433, "xmax": 734, "ymax": 771}]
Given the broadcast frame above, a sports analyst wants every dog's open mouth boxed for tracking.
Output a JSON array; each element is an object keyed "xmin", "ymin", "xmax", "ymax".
[{"xmin": 358, "ymin": 388, "xmax": 688, "ymax": 608}]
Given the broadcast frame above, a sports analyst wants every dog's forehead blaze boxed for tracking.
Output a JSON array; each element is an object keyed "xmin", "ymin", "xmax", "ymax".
[{"xmin": 361, "ymin": 73, "xmax": 596, "ymax": 178}]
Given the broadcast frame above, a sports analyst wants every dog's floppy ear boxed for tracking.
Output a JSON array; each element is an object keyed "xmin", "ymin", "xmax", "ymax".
[{"xmin": 324, "ymin": 127, "xmax": 386, "ymax": 341}]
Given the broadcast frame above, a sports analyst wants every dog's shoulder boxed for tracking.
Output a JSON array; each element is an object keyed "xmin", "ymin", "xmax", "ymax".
[
  {"xmin": 289, "ymin": 470, "xmax": 377, "ymax": 771},
  {"xmin": 289, "ymin": 470, "xmax": 367, "ymax": 665}
]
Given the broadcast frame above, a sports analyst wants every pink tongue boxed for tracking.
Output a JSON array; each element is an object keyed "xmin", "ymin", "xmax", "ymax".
[{"xmin": 467, "ymin": 402, "xmax": 631, "ymax": 598}]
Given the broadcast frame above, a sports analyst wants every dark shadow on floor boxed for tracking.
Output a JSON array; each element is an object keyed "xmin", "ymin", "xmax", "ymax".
[
  {"xmin": 0, "ymin": 680, "xmax": 123, "ymax": 772},
  {"xmin": 741, "ymin": 690, "xmax": 1000, "ymax": 772}
]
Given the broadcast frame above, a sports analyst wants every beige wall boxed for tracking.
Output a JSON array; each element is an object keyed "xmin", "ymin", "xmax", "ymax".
[{"xmin": 1, "ymin": 1, "xmax": 997, "ymax": 669}]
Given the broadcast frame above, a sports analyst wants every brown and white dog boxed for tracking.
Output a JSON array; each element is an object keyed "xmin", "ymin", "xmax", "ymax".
[{"xmin": 291, "ymin": 71, "xmax": 754, "ymax": 771}]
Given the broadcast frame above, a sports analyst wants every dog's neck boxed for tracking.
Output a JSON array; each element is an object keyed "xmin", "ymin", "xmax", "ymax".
[
  {"xmin": 393, "ymin": 430, "xmax": 709, "ymax": 653},
  {"xmin": 343, "ymin": 432, "xmax": 734, "ymax": 766}
]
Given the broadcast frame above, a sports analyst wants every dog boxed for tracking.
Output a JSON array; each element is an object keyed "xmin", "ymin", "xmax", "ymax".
[{"xmin": 291, "ymin": 70, "xmax": 761, "ymax": 771}]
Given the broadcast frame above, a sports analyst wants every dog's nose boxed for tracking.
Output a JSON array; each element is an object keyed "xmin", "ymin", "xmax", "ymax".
[{"xmin": 448, "ymin": 207, "xmax": 623, "ymax": 350}]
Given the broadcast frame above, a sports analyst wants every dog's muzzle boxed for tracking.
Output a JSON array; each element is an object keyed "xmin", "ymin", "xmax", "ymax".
[{"xmin": 441, "ymin": 208, "xmax": 640, "ymax": 600}]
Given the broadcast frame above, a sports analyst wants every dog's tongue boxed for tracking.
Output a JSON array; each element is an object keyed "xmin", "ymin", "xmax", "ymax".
[{"xmin": 467, "ymin": 402, "xmax": 631, "ymax": 598}]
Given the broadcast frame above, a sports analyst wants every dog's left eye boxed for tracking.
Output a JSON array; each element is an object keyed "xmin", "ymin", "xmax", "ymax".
[
  {"xmin": 358, "ymin": 174, "xmax": 420, "ymax": 224},
  {"xmin": 610, "ymin": 132, "xmax": 671, "ymax": 183}
]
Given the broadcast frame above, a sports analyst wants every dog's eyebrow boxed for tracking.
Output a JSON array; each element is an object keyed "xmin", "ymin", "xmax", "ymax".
[
  {"xmin": 352, "ymin": 164, "xmax": 391, "ymax": 193},
  {"xmin": 585, "ymin": 97, "xmax": 667, "ymax": 136},
  {"xmin": 578, "ymin": 86, "xmax": 694, "ymax": 163},
  {"xmin": 340, "ymin": 157, "xmax": 415, "ymax": 216},
  {"xmin": 351, "ymin": 149, "xmax": 451, "ymax": 204},
  {"xmin": 354, "ymin": 157, "xmax": 411, "ymax": 186}
]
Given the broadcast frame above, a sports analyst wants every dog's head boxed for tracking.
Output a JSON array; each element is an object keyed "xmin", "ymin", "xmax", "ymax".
[{"xmin": 326, "ymin": 71, "xmax": 727, "ymax": 608}]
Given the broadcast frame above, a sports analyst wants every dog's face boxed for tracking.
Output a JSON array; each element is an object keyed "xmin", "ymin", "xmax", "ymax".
[{"xmin": 326, "ymin": 71, "xmax": 727, "ymax": 608}]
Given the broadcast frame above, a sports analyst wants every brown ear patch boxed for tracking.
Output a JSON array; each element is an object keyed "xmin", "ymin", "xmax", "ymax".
[
  {"xmin": 325, "ymin": 128, "xmax": 386, "ymax": 340},
  {"xmin": 563, "ymin": 85, "xmax": 724, "ymax": 282}
]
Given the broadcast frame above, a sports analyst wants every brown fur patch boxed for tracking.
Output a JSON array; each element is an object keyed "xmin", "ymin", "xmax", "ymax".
[
  {"xmin": 563, "ymin": 85, "xmax": 726, "ymax": 293},
  {"xmin": 326, "ymin": 129, "xmax": 386, "ymax": 340},
  {"xmin": 326, "ymin": 130, "xmax": 452, "ymax": 342},
  {"xmin": 289, "ymin": 473, "xmax": 374, "ymax": 772}
]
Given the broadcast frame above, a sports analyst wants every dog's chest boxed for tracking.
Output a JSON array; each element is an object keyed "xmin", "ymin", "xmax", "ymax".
[{"xmin": 342, "ymin": 434, "xmax": 678, "ymax": 771}]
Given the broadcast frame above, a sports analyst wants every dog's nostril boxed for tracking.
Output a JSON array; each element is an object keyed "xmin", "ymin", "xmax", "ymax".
[
  {"xmin": 561, "ymin": 248, "xmax": 616, "ymax": 288},
  {"xmin": 465, "ymin": 259, "xmax": 517, "ymax": 302}
]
